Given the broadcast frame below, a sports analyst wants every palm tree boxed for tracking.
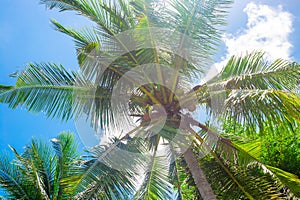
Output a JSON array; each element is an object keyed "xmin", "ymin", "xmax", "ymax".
[
  {"xmin": 1, "ymin": 0, "xmax": 300, "ymax": 199},
  {"xmin": 0, "ymin": 132, "xmax": 83, "ymax": 199}
]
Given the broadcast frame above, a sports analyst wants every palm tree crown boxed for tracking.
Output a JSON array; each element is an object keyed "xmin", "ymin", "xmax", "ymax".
[{"xmin": 0, "ymin": 132, "xmax": 82, "ymax": 200}]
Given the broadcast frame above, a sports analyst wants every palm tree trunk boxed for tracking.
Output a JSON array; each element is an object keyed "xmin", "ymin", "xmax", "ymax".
[{"xmin": 183, "ymin": 147, "xmax": 216, "ymax": 200}]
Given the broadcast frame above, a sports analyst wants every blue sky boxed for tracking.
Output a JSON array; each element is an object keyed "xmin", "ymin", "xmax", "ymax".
[{"xmin": 0, "ymin": 0, "xmax": 300, "ymax": 153}]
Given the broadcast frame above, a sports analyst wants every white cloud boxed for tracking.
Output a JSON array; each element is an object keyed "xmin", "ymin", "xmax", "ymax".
[{"xmin": 208, "ymin": 2, "xmax": 294, "ymax": 79}]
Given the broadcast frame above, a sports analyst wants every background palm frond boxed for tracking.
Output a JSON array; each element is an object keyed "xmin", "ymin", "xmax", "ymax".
[
  {"xmin": 0, "ymin": 152, "xmax": 31, "ymax": 199},
  {"xmin": 0, "ymin": 132, "xmax": 82, "ymax": 200},
  {"xmin": 51, "ymin": 132, "xmax": 82, "ymax": 199}
]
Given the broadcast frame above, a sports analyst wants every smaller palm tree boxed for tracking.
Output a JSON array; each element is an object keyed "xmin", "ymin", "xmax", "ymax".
[{"xmin": 0, "ymin": 132, "xmax": 82, "ymax": 200}]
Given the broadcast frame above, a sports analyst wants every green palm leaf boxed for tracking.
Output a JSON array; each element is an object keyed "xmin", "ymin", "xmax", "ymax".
[
  {"xmin": 0, "ymin": 153, "xmax": 31, "ymax": 199},
  {"xmin": 0, "ymin": 63, "xmax": 118, "ymax": 129},
  {"xmin": 75, "ymin": 140, "xmax": 140, "ymax": 199},
  {"xmin": 198, "ymin": 52, "xmax": 300, "ymax": 131},
  {"xmin": 171, "ymin": 156, "xmax": 199, "ymax": 200},
  {"xmin": 51, "ymin": 133, "xmax": 82, "ymax": 199},
  {"xmin": 51, "ymin": 19, "xmax": 101, "ymax": 50},
  {"xmin": 0, "ymin": 85, "xmax": 13, "ymax": 94},
  {"xmin": 135, "ymin": 141, "xmax": 174, "ymax": 200},
  {"xmin": 0, "ymin": 132, "xmax": 82, "ymax": 200},
  {"xmin": 229, "ymin": 136, "xmax": 300, "ymax": 197},
  {"xmin": 9, "ymin": 141, "xmax": 52, "ymax": 200},
  {"xmin": 41, "ymin": 0, "xmax": 133, "ymax": 34},
  {"xmin": 74, "ymin": 126, "xmax": 147, "ymax": 199},
  {"xmin": 193, "ymin": 125, "xmax": 300, "ymax": 198},
  {"xmin": 0, "ymin": 63, "xmax": 86, "ymax": 121},
  {"xmin": 267, "ymin": 166, "xmax": 300, "ymax": 197},
  {"xmin": 167, "ymin": 0, "xmax": 232, "ymax": 67},
  {"xmin": 208, "ymin": 52, "xmax": 300, "ymax": 90}
]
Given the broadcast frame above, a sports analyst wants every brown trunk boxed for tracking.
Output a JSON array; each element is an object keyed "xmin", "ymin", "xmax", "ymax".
[{"xmin": 183, "ymin": 148, "xmax": 216, "ymax": 200}]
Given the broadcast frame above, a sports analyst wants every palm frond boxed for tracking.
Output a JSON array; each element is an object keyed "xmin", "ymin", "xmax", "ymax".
[
  {"xmin": 267, "ymin": 166, "xmax": 300, "ymax": 197},
  {"xmin": 51, "ymin": 19, "xmax": 101, "ymax": 50},
  {"xmin": 135, "ymin": 142, "xmax": 174, "ymax": 200},
  {"xmin": 208, "ymin": 52, "xmax": 300, "ymax": 91},
  {"xmin": 168, "ymin": 145, "xmax": 184, "ymax": 200},
  {"xmin": 192, "ymin": 125, "xmax": 299, "ymax": 198},
  {"xmin": 41, "ymin": 0, "xmax": 133, "ymax": 35},
  {"xmin": 0, "ymin": 63, "xmax": 85, "ymax": 121},
  {"xmin": 0, "ymin": 63, "xmax": 119, "ymax": 129},
  {"xmin": 0, "ymin": 152, "xmax": 31, "ymax": 199},
  {"xmin": 172, "ymin": 156, "xmax": 200, "ymax": 200},
  {"xmin": 75, "ymin": 126, "xmax": 146, "ymax": 199},
  {"xmin": 75, "ymin": 138, "xmax": 143, "ymax": 199},
  {"xmin": 197, "ymin": 52, "xmax": 300, "ymax": 131},
  {"xmin": 231, "ymin": 136, "xmax": 300, "ymax": 197},
  {"xmin": 47, "ymin": 1, "xmax": 147, "ymax": 100},
  {"xmin": 51, "ymin": 132, "xmax": 82, "ymax": 199},
  {"xmin": 25, "ymin": 139, "xmax": 53, "ymax": 199},
  {"xmin": 9, "ymin": 141, "xmax": 52, "ymax": 199},
  {"xmin": 42, "ymin": 0, "xmax": 139, "ymax": 87},
  {"xmin": 0, "ymin": 85, "xmax": 13, "ymax": 95},
  {"xmin": 166, "ymin": 0, "xmax": 233, "ymax": 68},
  {"xmin": 40, "ymin": 0, "xmax": 78, "ymax": 11},
  {"xmin": 199, "ymin": 155, "xmax": 282, "ymax": 199},
  {"xmin": 227, "ymin": 137, "xmax": 261, "ymax": 160},
  {"xmin": 0, "ymin": 133, "xmax": 82, "ymax": 200},
  {"xmin": 212, "ymin": 89, "xmax": 299, "ymax": 131}
]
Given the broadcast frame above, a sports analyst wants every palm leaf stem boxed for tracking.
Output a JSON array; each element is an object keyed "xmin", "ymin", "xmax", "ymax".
[
  {"xmin": 139, "ymin": 0, "xmax": 167, "ymax": 104},
  {"xmin": 144, "ymin": 136, "xmax": 161, "ymax": 200},
  {"xmin": 169, "ymin": 1, "xmax": 198, "ymax": 104}
]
